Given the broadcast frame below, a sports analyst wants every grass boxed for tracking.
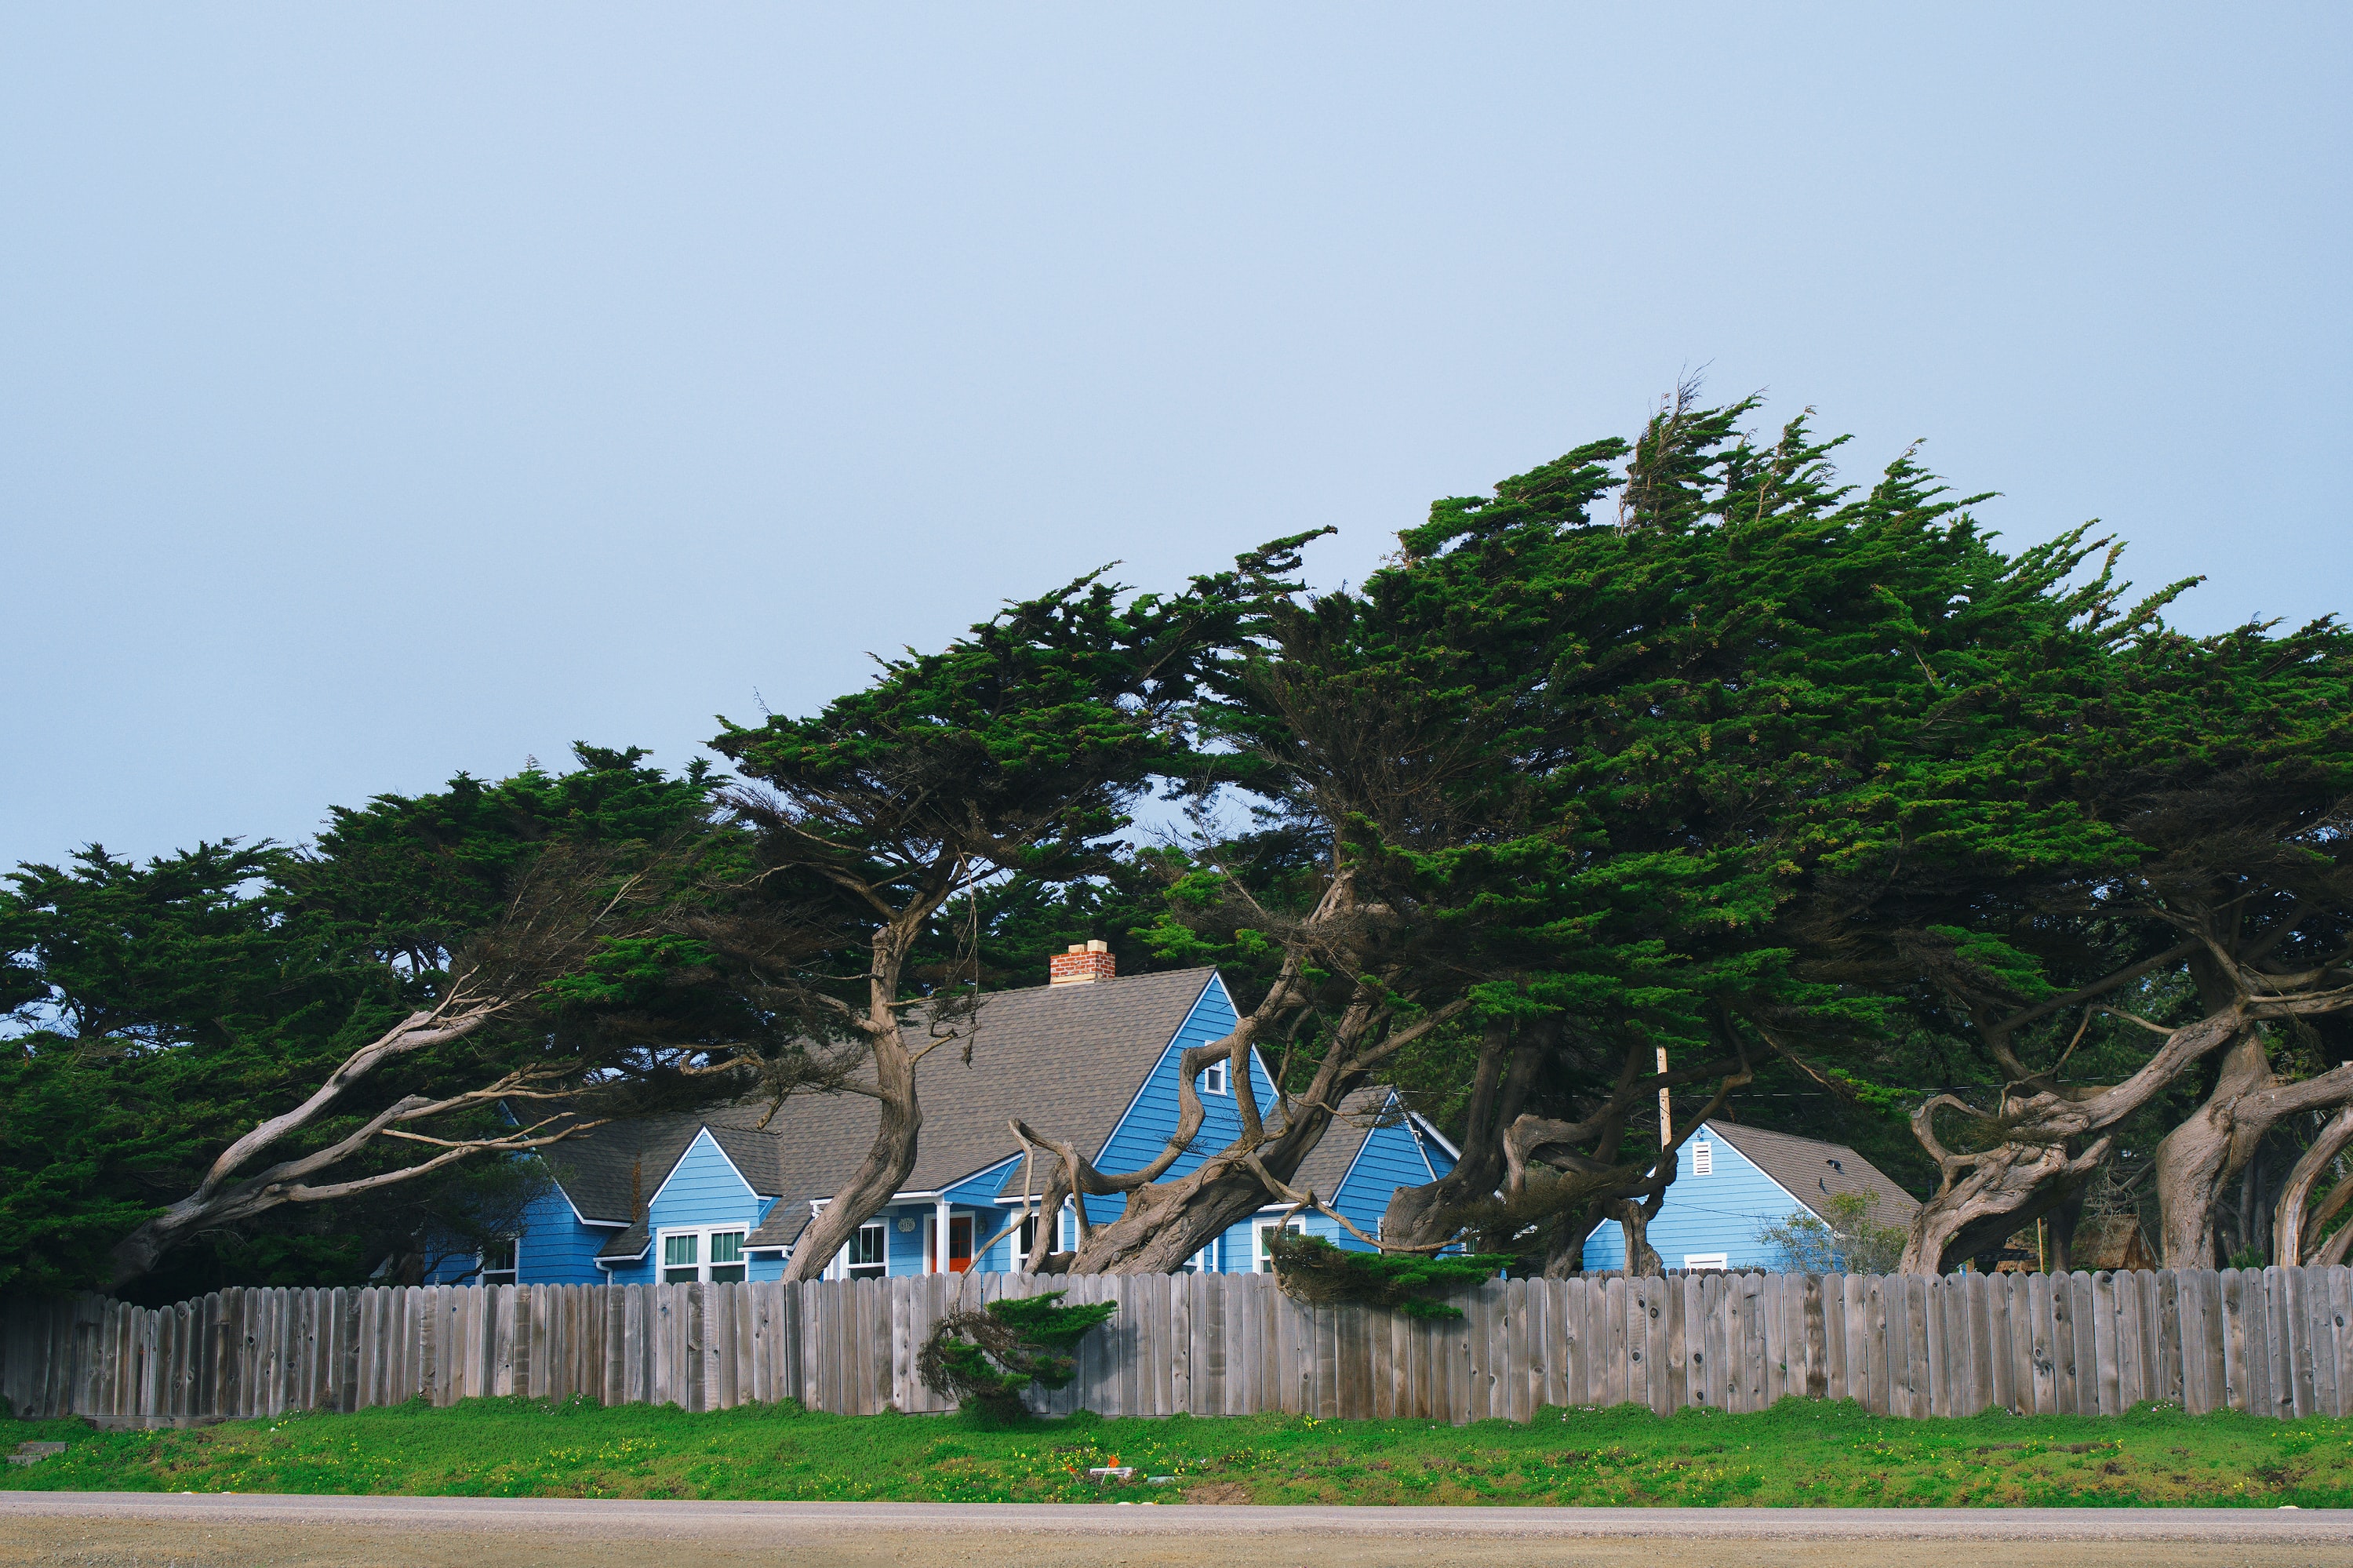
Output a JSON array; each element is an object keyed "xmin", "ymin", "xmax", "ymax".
[{"xmin": 5, "ymin": 1397, "xmax": 2348, "ymax": 1508}]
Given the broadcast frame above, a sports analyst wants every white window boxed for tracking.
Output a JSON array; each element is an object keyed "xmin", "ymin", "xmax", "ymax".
[
  {"xmin": 1181, "ymin": 1238, "xmax": 1220, "ymax": 1273},
  {"xmin": 479, "ymin": 1236, "xmax": 518, "ymax": 1286},
  {"xmin": 1254, "ymin": 1218, "xmax": 1302, "ymax": 1273},
  {"xmin": 1017, "ymin": 1213, "xmax": 1039, "ymax": 1260},
  {"xmin": 845, "ymin": 1221, "xmax": 888, "ymax": 1280},
  {"xmin": 1684, "ymin": 1253, "xmax": 1729, "ymax": 1271},
  {"xmin": 659, "ymin": 1226, "xmax": 749, "ymax": 1284},
  {"xmin": 1201, "ymin": 1058, "xmax": 1229, "ymax": 1095},
  {"xmin": 1692, "ymin": 1141, "xmax": 1713, "ymax": 1176}
]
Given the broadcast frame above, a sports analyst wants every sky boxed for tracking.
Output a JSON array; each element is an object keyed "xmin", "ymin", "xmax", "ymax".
[{"xmin": 4, "ymin": 5, "xmax": 2348, "ymax": 872}]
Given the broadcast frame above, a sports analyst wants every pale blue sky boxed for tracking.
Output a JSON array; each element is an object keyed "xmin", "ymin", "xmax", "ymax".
[{"xmin": 5, "ymin": 5, "xmax": 2347, "ymax": 870}]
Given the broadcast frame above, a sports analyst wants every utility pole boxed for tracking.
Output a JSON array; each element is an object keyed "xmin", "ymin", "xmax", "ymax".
[{"xmin": 1657, "ymin": 1046, "xmax": 1671, "ymax": 1150}]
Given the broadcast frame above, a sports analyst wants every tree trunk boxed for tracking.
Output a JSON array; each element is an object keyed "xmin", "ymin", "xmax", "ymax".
[
  {"xmin": 1541, "ymin": 1206, "xmax": 1609, "ymax": 1279},
  {"xmin": 1901, "ymin": 1132, "xmax": 2107, "ymax": 1276},
  {"xmin": 2046, "ymin": 1181, "xmax": 2089, "ymax": 1275},
  {"xmin": 1060, "ymin": 1081, "xmax": 1351, "ymax": 1274},
  {"xmin": 1612, "ymin": 1197, "xmax": 1664, "ymax": 1278},
  {"xmin": 1901, "ymin": 1006, "xmax": 2246, "ymax": 1274},
  {"xmin": 2275, "ymin": 1102, "xmax": 2353, "ymax": 1266},
  {"xmin": 2151, "ymin": 1032, "xmax": 2353, "ymax": 1271},
  {"xmin": 1379, "ymin": 1017, "xmax": 1546, "ymax": 1250},
  {"xmin": 779, "ymin": 919, "xmax": 935, "ymax": 1285},
  {"xmin": 780, "ymin": 1019, "xmax": 922, "ymax": 1282}
]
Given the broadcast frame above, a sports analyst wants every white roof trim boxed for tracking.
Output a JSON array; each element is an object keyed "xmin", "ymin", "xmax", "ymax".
[{"xmin": 1407, "ymin": 1110, "xmax": 1460, "ymax": 1163}]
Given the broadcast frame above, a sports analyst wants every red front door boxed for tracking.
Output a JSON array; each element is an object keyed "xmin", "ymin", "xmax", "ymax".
[{"xmin": 948, "ymin": 1216, "xmax": 974, "ymax": 1273}]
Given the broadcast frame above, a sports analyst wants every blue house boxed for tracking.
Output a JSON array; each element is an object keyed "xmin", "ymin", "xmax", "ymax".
[
  {"xmin": 477, "ymin": 950, "xmax": 1456, "ymax": 1285},
  {"xmin": 1579, "ymin": 1119, "xmax": 1921, "ymax": 1272}
]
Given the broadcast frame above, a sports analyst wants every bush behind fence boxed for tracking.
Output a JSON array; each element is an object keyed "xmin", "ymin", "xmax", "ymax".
[{"xmin": 6, "ymin": 1265, "xmax": 2351, "ymax": 1428}]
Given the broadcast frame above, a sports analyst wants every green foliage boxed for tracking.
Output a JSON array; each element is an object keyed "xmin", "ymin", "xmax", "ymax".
[
  {"xmin": 0, "ymin": 744, "xmax": 724, "ymax": 1298},
  {"xmin": 707, "ymin": 551, "xmax": 1315, "ymax": 1013},
  {"xmin": 540, "ymin": 935, "xmax": 716, "ymax": 1008},
  {"xmin": 290, "ymin": 744, "xmax": 721, "ymax": 980},
  {"xmin": 915, "ymin": 1292, "xmax": 1118, "ymax": 1421},
  {"xmin": 7, "ymin": 1397, "xmax": 2352, "ymax": 1510},
  {"xmin": 1267, "ymin": 1231, "xmax": 1517, "ymax": 1320}
]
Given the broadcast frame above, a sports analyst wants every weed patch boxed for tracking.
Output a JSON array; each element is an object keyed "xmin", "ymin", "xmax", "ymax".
[{"xmin": 2, "ymin": 1397, "xmax": 2348, "ymax": 1508}]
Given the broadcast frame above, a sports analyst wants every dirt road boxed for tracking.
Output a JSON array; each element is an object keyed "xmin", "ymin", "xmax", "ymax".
[{"xmin": 3, "ymin": 1493, "xmax": 2347, "ymax": 1568}]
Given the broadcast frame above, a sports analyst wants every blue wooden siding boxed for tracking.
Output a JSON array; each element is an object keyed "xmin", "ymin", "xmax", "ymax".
[
  {"xmin": 1327, "ymin": 1096, "xmax": 1449, "ymax": 1250},
  {"xmin": 427, "ymin": 1160, "xmax": 614, "ymax": 1286},
  {"xmin": 1580, "ymin": 1121, "xmax": 1806, "ymax": 1271},
  {"xmin": 595, "ymin": 1130, "xmax": 770, "ymax": 1286},
  {"xmin": 517, "ymin": 1185, "xmax": 615, "ymax": 1286},
  {"xmin": 421, "ymin": 1250, "xmax": 478, "ymax": 1286},
  {"xmin": 1078, "ymin": 974, "xmax": 1270, "ymax": 1239}
]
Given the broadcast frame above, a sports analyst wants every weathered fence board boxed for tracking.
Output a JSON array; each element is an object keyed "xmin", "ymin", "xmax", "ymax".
[{"xmin": 10, "ymin": 1266, "xmax": 2348, "ymax": 1428}]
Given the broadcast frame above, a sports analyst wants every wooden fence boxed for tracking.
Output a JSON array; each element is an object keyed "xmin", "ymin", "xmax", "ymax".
[{"xmin": 7, "ymin": 1265, "xmax": 2351, "ymax": 1428}]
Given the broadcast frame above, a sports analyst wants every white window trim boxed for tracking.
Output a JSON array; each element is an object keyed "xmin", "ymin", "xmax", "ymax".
[
  {"xmin": 835, "ymin": 1218, "xmax": 889, "ymax": 1282},
  {"xmin": 1254, "ymin": 1217, "xmax": 1303, "ymax": 1273},
  {"xmin": 1683, "ymin": 1253, "xmax": 1729, "ymax": 1271},
  {"xmin": 1200, "ymin": 1059, "xmax": 1229, "ymax": 1095},
  {"xmin": 478, "ymin": 1235, "xmax": 518, "ymax": 1287},
  {"xmin": 656, "ymin": 1223, "xmax": 751, "ymax": 1284}
]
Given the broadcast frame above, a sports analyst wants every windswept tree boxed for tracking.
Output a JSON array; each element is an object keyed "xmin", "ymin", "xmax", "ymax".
[
  {"xmin": 1013, "ymin": 392, "xmax": 2150, "ymax": 1277},
  {"xmin": 1350, "ymin": 395, "xmax": 2142, "ymax": 1275},
  {"xmin": 0, "ymin": 747, "xmax": 733, "ymax": 1295},
  {"xmin": 706, "ymin": 551, "xmax": 1308, "ymax": 1284},
  {"xmin": 1896, "ymin": 617, "xmax": 2353, "ymax": 1273},
  {"xmin": 1009, "ymin": 580, "xmax": 1503, "ymax": 1273}
]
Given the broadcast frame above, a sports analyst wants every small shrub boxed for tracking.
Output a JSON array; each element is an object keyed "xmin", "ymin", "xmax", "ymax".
[
  {"xmin": 916, "ymin": 1291, "xmax": 1117, "ymax": 1421},
  {"xmin": 1756, "ymin": 1192, "xmax": 1905, "ymax": 1275},
  {"xmin": 1266, "ymin": 1231, "xmax": 1516, "ymax": 1319}
]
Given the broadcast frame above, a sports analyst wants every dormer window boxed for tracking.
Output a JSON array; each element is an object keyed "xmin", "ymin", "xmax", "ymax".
[{"xmin": 1201, "ymin": 1058, "xmax": 1229, "ymax": 1095}]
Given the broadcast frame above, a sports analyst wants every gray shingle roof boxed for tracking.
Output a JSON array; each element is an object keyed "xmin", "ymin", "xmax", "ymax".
[
  {"xmin": 1706, "ymin": 1119, "xmax": 1921, "ymax": 1226},
  {"xmin": 539, "ymin": 968, "xmax": 1220, "ymax": 1258}
]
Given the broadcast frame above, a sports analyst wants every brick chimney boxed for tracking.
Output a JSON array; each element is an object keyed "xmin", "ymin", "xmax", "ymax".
[{"xmin": 1049, "ymin": 940, "xmax": 1115, "ymax": 986}]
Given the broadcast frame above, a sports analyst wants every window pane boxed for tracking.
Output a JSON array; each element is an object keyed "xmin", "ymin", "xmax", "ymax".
[
  {"xmin": 483, "ymin": 1237, "xmax": 518, "ymax": 1273},
  {"xmin": 710, "ymin": 1264, "xmax": 746, "ymax": 1283},
  {"xmin": 664, "ymin": 1234, "xmax": 698, "ymax": 1267},
  {"xmin": 663, "ymin": 1265, "xmax": 698, "ymax": 1283},
  {"xmin": 849, "ymin": 1223, "xmax": 886, "ymax": 1267},
  {"xmin": 710, "ymin": 1231, "xmax": 744, "ymax": 1265}
]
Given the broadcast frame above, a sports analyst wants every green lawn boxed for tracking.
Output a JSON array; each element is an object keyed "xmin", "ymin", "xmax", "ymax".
[{"xmin": 6, "ymin": 1397, "xmax": 2348, "ymax": 1508}]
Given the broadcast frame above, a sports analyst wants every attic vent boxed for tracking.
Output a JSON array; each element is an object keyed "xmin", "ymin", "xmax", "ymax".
[
  {"xmin": 1692, "ymin": 1141, "xmax": 1713, "ymax": 1177},
  {"xmin": 1050, "ymin": 940, "xmax": 1115, "ymax": 986}
]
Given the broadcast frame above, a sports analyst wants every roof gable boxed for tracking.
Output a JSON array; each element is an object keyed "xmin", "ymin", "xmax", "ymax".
[
  {"xmin": 545, "ymin": 966, "xmax": 1220, "ymax": 1248},
  {"xmin": 1012, "ymin": 970, "xmax": 1254, "ymax": 1198},
  {"xmin": 646, "ymin": 1127, "xmax": 758, "ymax": 1210},
  {"xmin": 1704, "ymin": 1120, "xmax": 1921, "ymax": 1226}
]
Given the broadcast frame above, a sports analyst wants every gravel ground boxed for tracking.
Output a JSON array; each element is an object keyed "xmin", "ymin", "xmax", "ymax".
[{"xmin": 4, "ymin": 1495, "xmax": 2351, "ymax": 1568}]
